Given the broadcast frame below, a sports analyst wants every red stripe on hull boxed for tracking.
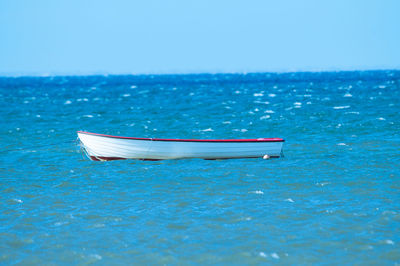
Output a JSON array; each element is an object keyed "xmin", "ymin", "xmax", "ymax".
[
  {"xmin": 90, "ymin": 156, "xmax": 280, "ymax": 161},
  {"xmin": 203, "ymin": 155, "xmax": 280, "ymax": 160},
  {"xmin": 90, "ymin": 156, "xmax": 100, "ymax": 161},
  {"xmin": 78, "ymin": 131, "xmax": 284, "ymax": 143},
  {"xmin": 90, "ymin": 156, "xmax": 162, "ymax": 161},
  {"xmin": 90, "ymin": 156, "xmax": 126, "ymax": 161}
]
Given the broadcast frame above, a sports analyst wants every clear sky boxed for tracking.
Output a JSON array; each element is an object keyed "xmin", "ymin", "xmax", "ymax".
[{"xmin": 1, "ymin": 0, "xmax": 399, "ymax": 75}]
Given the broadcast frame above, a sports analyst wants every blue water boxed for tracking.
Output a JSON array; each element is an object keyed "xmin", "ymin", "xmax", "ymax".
[{"xmin": 1, "ymin": 71, "xmax": 399, "ymax": 264}]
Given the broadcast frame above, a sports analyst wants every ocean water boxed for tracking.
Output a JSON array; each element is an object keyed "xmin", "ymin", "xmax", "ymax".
[{"xmin": 0, "ymin": 71, "xmax": 399, "ymax": 264}]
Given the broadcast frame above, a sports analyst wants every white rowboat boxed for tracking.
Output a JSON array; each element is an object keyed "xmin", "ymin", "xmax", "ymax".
[{"xmin": 77, "ymin": 131, "xmax": 284, "ymax": 161}]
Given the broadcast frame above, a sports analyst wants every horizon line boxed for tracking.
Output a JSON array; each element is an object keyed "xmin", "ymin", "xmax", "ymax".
[{"xmin": 0, "ymin": 67, "xmax": 399, "ymax": 78}]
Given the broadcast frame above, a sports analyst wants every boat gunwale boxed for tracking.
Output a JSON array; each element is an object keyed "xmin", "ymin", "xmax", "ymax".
[{"xmin": 77, "ymin": 131, "xmax": 285, "ymax": 143}]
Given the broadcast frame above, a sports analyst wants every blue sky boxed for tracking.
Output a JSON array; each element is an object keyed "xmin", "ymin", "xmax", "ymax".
[{"xmin": 1, "ymin": 0, "xmax": 399, "ymax": 75}]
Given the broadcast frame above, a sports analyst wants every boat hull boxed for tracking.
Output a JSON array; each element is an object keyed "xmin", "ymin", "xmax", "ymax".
[{"xmin": 77, "ymin": 131, "xmax": 284, "ymax": 161}]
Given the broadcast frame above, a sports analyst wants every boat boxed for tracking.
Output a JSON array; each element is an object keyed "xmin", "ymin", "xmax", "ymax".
[{"xmin": 77, "ymin": 131, "xmax": 285, "ymax": 161}]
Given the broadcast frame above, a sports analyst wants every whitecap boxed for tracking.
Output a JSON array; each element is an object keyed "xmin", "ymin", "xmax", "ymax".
[
  {"xmin": 250, "ymin": 190, "xmax": 264, "ymax": 194},
  {"xmin": 93, "ymin": 223, "xmax": 105, "ymax": 228},
  {"xmin": 344, "ymin": 93, "xmax": 352, "ymax": 97},
  {"xmin": 54, "ymin": 221, "xmax": 68, "ymax": 227},
  {"xmin": 130, "ymin": 85, "xmax": 137, "ymax": 89},
  {"xmin": 384, "ymin": 240, "xmax": 394, "ymax": 245},
  {"xmin": 260, "ymin": 115, "xmax": 270, "ymax": 120},
  {"xmin": 90, "ymin": 254, "xmax": 102, "ymax": 260},
  {"xmin": 333, "ymin": 106, "xmax": 350, "ymax": 109},
  {"xmin": 259, "ymin": 252, "xmax": 267, "ymax": 258},
  {"xmin": 83, "ymin": 115, "xmax": 93, "ymax": 118},
  {"xmin": 13, "ymin": 199, "xmax": 23, "ymax": 203},
  {"xmin": 268, "ymin": 93, "xmax": 276, "ymax": 97},
  {"xmin": 271, "ymin": 253, "xmax": 280, "ymax": 259},
  {"xmin": 377, "ymin": 117, "xmax": 386, "ymax": 121},
  {"xmin": 234, "ymin": 90, "xmax": 241, "ymax": 94},
  {"xmin": 285, "ymin": 198, "xmax": 294, "ymax": 203},
  {"xmin": 122, "ymin": 94, "xmax": 131, "ymax": 97},
  {"xmin": 253, "ymin": 93, "xmax": 264, "ymax": 97},
  {"xmin": 264, "ymin": 110, "xmax": 274, "ymax": 113},
  {"xmin": 337, "ymin": 143, "xmax": 347, "ymax": 146},
  {"xmin": 64, "ymin": 100, "xmax": 72, "ymax": 105},
  {"xmin": 316, "ymin": 182, "xmax": 330, "ymax": 187},
  {"xmin": 345, "ymin": 111, "xmax": 359, "ymax": 114},
  {"xmin": 201, "ymin": 128, "xmax": 213, "ymax": 132},
  {"xmin": 254, "ymin": 101, "xmax": 270, "ymax": 104},
  {"xmin": 222, "ymin": 121, "xmax": 231, "ymax": 124}
]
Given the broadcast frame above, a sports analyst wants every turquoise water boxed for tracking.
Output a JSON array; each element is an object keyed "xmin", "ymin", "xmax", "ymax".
[{"xmin": 1, "ymin": 71, "xmax": 399, "ymax": 264}]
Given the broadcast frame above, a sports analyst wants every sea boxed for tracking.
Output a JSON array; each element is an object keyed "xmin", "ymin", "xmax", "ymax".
[{"xmin": 0, "ymin": 71, "xmax": 399, "ymax": 264}]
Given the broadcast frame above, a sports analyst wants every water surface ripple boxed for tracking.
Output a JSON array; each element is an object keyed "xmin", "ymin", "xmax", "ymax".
[{"xmin": 0, "ymin": 71, "xmax": 399, "ymax": 264}]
